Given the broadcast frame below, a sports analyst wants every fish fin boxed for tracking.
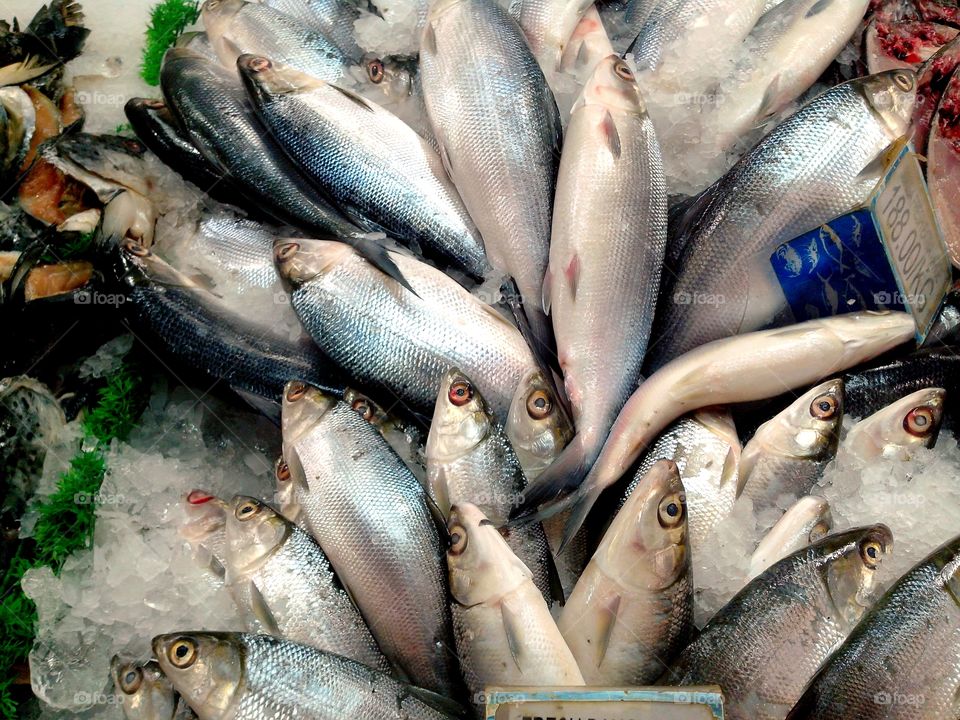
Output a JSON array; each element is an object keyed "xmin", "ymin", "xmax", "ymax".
[
  {"xmin": 754, "ymin": 75, "xmax": 783, "ymax": 123},
  {"xmin": 557, "ymin": 483, "xmax": 603, "ymax": 554},
  {"xmin": 510, "ymin": 434, "xmax": 592, "ymax": 523},
  {"xmin": 206, "ymin": 553, "xmax": 226, "ymax": 580},
  {"xmin": 405, "ymin": 687, "xmax": 469, "ymax": 718},
  {"xmin": 564, "ymin": 254, "xmax": 581, "ymax": 300},
  {"xmin": 500, "ymin": 601, "xmax": 525, "ymax": 672},
  {"xmin": 857, "ymin": 137, "xmax": 909, "ymax": 183},
  {"xmin": 480, "ymin": 293, "xmax": 522, "ymax": 330},
  {"xmin": 230, "ymin": 386, "xmax": 281, "ymax": 423},
  {"xmin": 423, "ymin": 489, "xmax": 451, "ymax": 543},
  {"xmin": 0, "ymin": 56, "xmax": 56, "ymax": 86},
  {"xmin": 542, "ymin": 267, "xmax": 552, "ymax": 315},
  {"xmin": 600, "ymin": 110, "xmax": 622, "ymax": 158},
  {"xmin": 246, "ymin": 581, "xmax": 282, "ymax": 636},
  {"xmin": 328, "ymin": 83, "xmax": 376, "ymax": 113},
  {"xmin": 421, "ymin": 22, "xmax": 438, "ymax": 56},
  {"xmin": 436, "ymin": 139, "xmax": 455, "ymax": 180},
  {"xmin": 500, "ymin": 277, "xmax": 560, "ymax": 381},
  {"xmin": 349, "ymin": 235, "xmax": 417, "ymax": 296},
  {"xmin": 544, "ymin": 535, "xmax": 567, "ymax": 605},
  {"xmin": 594, "ymin": 592, "xmax": 622, "ymax": 668},
  {"xmin": 806, "ymin": 0, "xmax": 833, "ymax": 18}
]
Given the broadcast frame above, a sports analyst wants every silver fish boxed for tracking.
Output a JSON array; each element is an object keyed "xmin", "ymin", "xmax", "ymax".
[
  {"xmin": 203, "ymin": 0, "xmax": 361, "ymax": 77},
  {"xmin": 223, "ymin": 495, "xmax": 390, "ymax": 671},
  {"xmin": 508, "ymin": 0, "xmax": 594, "ymax": 73},
  {"xmin": 239, "ymin": 55, "xmax": 486, "ymax": 279},
  {"xmin": 708, "ymin": 0, "xmax": 872, "ymax": 150},
  {"xmin": 154, "ymin": 632, "xmax": 461, "ymax": 719},
  {"xmin": 614, "ymin": 408, "xmax": 742, "ymax": 554},
  {"xmin": 261, "ymin": 0, "xmax": 363, "ymax": 60},
  {"xmin": 749, "ymin": 495, "xmax": 832, "ymax": 578},
  {"xmin": 191, "ymin": 211, "xmax": 284, "ymax": 292},
  {"xmin": 628, "ymin": 0, "xmax": 767, "ymax": 75},
  {"xmin": 538, "ymin": 55, "xmax": 667, "ymax": 512},
  {"xmin": 522, "ymin": 311, "xmax": 915, "ymax": 550},
  {"xmin": 279, "ymin": 382, "xmax": 459, "ymax": 696},
  {"xmin": 506, "ymin": 369, "xmax": 574, "ymax": 481},
  {"xmin": 420, "ymin": 0, "xmax": 561, "ymax": 353},
  {"xmin": 559, "ymin": 460, "xmax": 692, "ymax": 685},
  {"xmin": 558, "ymin": 5, "xmax": 615, "ymax": 82},
  {"xmin": 660, "ymin": 525, "xmax": 894, "ymax": 720},
  {"xmin": 447, "ymin": 503, "xmax": 583, "ymax": 715},
  {"xmin": 841, "ymin": 387, "xmax": 946, "ymax": 462},
  {"xmin": 786, "ymin": 535, "xmax": 960, "ymax": 720},
  {"xmin": 649, "ymin": 70, "xmax": 917, "ymax": 367},
  {"xmin": 276, "ymin": 238, "xmax": 537, "ymax": 421},
  {"xmin": 740, "ymin": 379, "xmax": 844, "ymax": 514},
  {"xmin": 425, "ymin": 369, "xmax": 555, "ymax": 601},
  {"xmin": 110, "ymin": 656, "xmax": 197, "ymax": 720}
]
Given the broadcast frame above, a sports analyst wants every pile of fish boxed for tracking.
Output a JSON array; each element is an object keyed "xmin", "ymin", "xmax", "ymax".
[{"xmin": 3, "ymin": 0, "xmax": 960, "ymax": 717}]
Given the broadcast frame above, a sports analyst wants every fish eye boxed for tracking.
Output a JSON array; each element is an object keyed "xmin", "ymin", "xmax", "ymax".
[
  {"xmin": 657, "ymin": 492, "xmax": 685, "ymax": 528},
  {"xmin": 525, "ymin": 389, "xmax": 553, "ymax": 419},
  {"xmin": 367, "ymin": 58, "xmax": 385, "ymax": 84},
  {"xmin": 614, "ymin": 60, "xmax": 633, "ymax": 81},
  {"xmin": 235, "ymin": 499, "xmax": 261, "ymax": 520},
  {"xmin": 249, "ymin": 56, "xmax": 271, "ymax": 73},
  {"xmin": 123, "ymin": 239, "xmax": 150, "ymax": 257},
  {"xmin": 859, "ymin": 538, "xmax": 884, "ymax": 569},
  {"xmin": 448, "ymin": 525, "xmax": 468, "ymax": 554},
  {"xmin": 168, "ymin": 639, "xmax": 198, "ymax": 669},
  {"xmin": 448, "ymin": 380, "xmax": 473, "ymax": 407},
  {"xmin": 810, "ymin": 393, "xmax": 838, "ymax": 420},
  {"xmin": 893, "ymin": 71, "xmax": 914, "ymax": 92},
  {"xmin": 144, "ymin": 99, "xmax": 165, "ymax": 110},
  {"xmin": 285, "ymin": 382, "xmax": 307, "ymax": 402},
  {"xmin": 904, "ymin": 406, "xmax": 936, "ymax": 436},
  {"xmin": 351, "ymin": 398, "xmax": 375, "ymax": 421},
  {"xmin": 275, "ymin": 459, "xmax": 291, "ymax": 482},
  {"xmin": 119, "ymin": 666, "xmax": 142, "ymax": 694},
  {"xmin": 809, "ymin": 521, "xmax": 830, "ymax": 543},
  {"xmin": 275, "ymin": 242, "xmax": 300, "ymax": 262}
]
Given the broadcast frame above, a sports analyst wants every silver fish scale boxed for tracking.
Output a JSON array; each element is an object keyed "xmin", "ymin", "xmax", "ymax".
[
  {"xmin": 236, "ymin": 522, "xmax": 390, "ymax": 672},
  {"xmin": 290, "ymin": 251, "xmax": 536, "ymax": 419},
  {"xmin": 550, "ymin": 99, "xmax": 667, "ymax": 468},
  {"xmin": 740, "ymin": 454, "xmax": 831, "ymax": 514},
  {"xmin": 661, "ymin": 543, "xmax": 856, "ymax": 720},
  {"xmin": 789, "ymin": 538, "xmax": 960, "ymax": 719},
  {"xmin": 290, "ymin": 402, "xmax": 460, "ymax": 696},
  {"xmin": 649, "ymin": 80, "xmax": 901, "ymax": 367},
  {"xmin": 419, "ymin": 0, "xmax": 560, "ymax": 340},
  {"xmin": 231, "ymin": 634, "xmax": 456, "ymax": 719},
  {"xmin": 618, "ymin": 417, "xmax": 737, "ymax": 549},
  {"xmin": 435, "ymin": 427, "xmax": 555, "ymax": 599},
  {"xmin": 160, "ymin": 52, "xmax": 358, "ymax": 238},
  {"xmin": 261, "ymin": 0, "xmax": 362, "ymax": 61},
  {"xmin": 223, "ymin": 2, "xmax": 357, "ymax": 77},
  {"xmin": 256, "ymin": 87, "xmax": 486, "ymax": 277},
  {"xmin": 196, "ymin": 214, "xmax": 280, "ymax": 290}
]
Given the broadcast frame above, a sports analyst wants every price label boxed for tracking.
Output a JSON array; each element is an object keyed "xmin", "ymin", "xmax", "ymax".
[
  {"xmin": 484, "ymin": 688, "xmax": 724, "ymax": 720},
  {"xmin": 873, "ymin": 148, "xmax": 952, "ymax": 338}
]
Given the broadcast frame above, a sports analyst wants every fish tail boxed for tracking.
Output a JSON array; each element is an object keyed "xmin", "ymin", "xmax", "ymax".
[
  {"xmin": 511, "ymin": 433, "xmax": 596, "ymax": 523},
  {"xmin": 349, "ymin": 235, "xmax": 418, "ymax": 296}
]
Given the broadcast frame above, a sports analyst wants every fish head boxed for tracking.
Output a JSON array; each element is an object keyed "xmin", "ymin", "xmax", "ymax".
[
  {"xmin": 280, "ymin": 380, "xmax": 337, "ymax": 449},
  {"xmin": 861, "ymin": 69, "xmax": 918, "ymax": 137},
  {"xmin": 574, "ymin": 54, "xmax": 646, "ymax": 115},
  {"xmin": 273, "ymin": 455, "xmax": 301, "ymax": 521},
  {"xmin": 426, "ymin": 369, "xmax": 491, "ymax": 465},
  {"xmin": 446, "ymin": 503, "xmax": 532, "ymax": 607},
  {"xmin": 237, "ymin": 54, "xmax": 324, "ymax": 107},
  {"xmin": 818, "ymin": 524, "xmax": 894, "ymax": 630},
  {"xmin": 744, "ymin": 379, "xmax": 844, "ymax": 476},
  {"xmin": 274, "ymin": 238, "xmax": 353, "ymax": 287},
  {"xmin": 200, "ymin": 0, "xmax": 245, "ymax": 41},
  {"xmin": 597, "ymin": 459, "xmax": 689, "ymax": 591},
  {"xmin": 153, "ymin": 632, "xmax": 243, "ymax": 716},
  {"xmin": 506, "ymin": 369, "xmax": 574, "ymax": 478},
  {"xmin": 819, "ymin": 311, "xmax": 916, "ymax": 367},
  {"xmin": 845, "ymin": 387, "xmax": 945, "ymax": 461},
  {"xmin": 224, "ymin": 496, "xmax": 289, "ymax": 575},
  {"xmin": 111, "ymin": 656, "xmax": 179, "ymax": 720}
]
